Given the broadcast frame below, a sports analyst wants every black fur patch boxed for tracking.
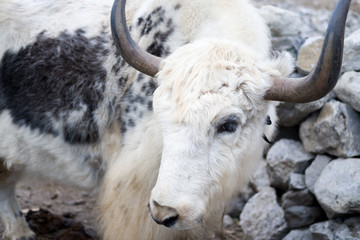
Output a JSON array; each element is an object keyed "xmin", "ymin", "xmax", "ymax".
[
  {"xmin": 119, "ymin": 6, "xmax": 176, "ymax": 136},
  {"xmin": 111, "ymin": 47, "xmax": 127, "ymax": 75},
  {"xmin": 147, "ymin": 101, "xmax": 153, "ymax": 111},
  {"xmin": 0, "ymin": 29, "xmax": 109, "ymax": 143},
  {"xmin": 119, "ymin": 75, "xmax": 157, "ymax": 134},
  {"xmin": 146, "ymin": 20, "xmax": 174, "ymax": 57},
  {"xmin": 137, "ymin": 74, "xmax": 145, "ymax": 83},
  {"xmin": 119, "ymin": 75, "xmax": 128, "ymax": 89},
  {"xmin": 138, "ymin": 7, "xmax": 165, "ymax": 36}
]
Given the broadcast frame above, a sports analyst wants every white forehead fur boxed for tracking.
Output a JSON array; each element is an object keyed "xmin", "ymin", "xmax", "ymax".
[{"xmin": 154, "ymin": 38, "xmax": 293, "ymax": 126}]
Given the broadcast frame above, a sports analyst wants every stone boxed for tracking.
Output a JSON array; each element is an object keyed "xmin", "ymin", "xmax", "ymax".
[
  {"xmin": 300, "ymin": 100, "xmax": 360, "ymax": 157},
  {"xmin": 271, "ymin": 36, "xmax": 304, "ymax": 58},
  {"xmin": 305, "ymin": 155, "xmax": 332, "ymax": 194},
  {"xmin": 225, "ymin": 196, "xmax": 246, "ymax": 218},
  {"xmin": 266, "ymin": 139, "xmax": 314, "ymax": 190},
  {"xmin": 288, "ymin": 173, "xmax": 306, "ymax": 190},
  {"xmin": 334, "ymin": 71, "xmax": 360, "ymax": 112},
  {"xmin": 254, "ymin": 0, "xmax": 360, "ymax": 36},
  {"xmin": 337, "ymin": 217, "xmax": 360, "ymax": 239},
  {"xmin": 310, "ymin": 217, "xmax": 360, "ymax": 240},
  {"xmin": 240, "ymin": 187, "xmax": 288, "ymax": 240},
  {"xmin": 342, "ymin": 29, "xmax": 360, "ymax": 72},
  {"xmin": 260, "ymin": 6, "xmax": 311, "ymax": 37},
  {"xmin": 314, "ymin": 158, "xmax": 360, "ymax": 218},
  {"xmin": 296, "ymin": 36, "xmax": 324, "ymax": 74},
  {"xmin": 310, "ymin": 220, "xmax": 341, "ymax": 240},
  {"xmin": 223, "ymin": 215, "xmax": 234, "ymax": 228},
  {"xmin": 281, "ymin": 189, "xmax": 316, "ymax": 209},
  {"xmin": 250, "ymin": 159, "xmax": 270, "ymax": 192},
  {"xmin": 256, "ymin": 0, "xmax": 360, "ymax": 13},
  {"xmin": 225, "ymin": 185, "xmax": 255, "ymax": 218},
  {"xmin": 336, "ymin": 224, "xmax": 360, "ymax": 240},
  {"xmin": 277, "ymin": 92, "xmax": 334, "ymax": 127},
  {"xmin": 239, "ymin": 184, "xmax": 257, "ymax": 202},
  {"xmin": 284, "ymin": 205, "xmax": 322, "ymax": 229},
  {"xmin": 282, "ymin": 229, "xmax": 312, "ymax": 240}
]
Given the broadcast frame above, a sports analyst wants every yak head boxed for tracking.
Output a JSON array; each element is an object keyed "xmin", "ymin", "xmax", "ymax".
[{"xmin": 111, "ymin": 0, "xmax": 350, "ymax": 231}]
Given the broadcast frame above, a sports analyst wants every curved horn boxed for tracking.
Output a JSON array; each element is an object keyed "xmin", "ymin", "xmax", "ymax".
[
  {"xmin": 265, "ymin": 0, "xmax": 351, "ymax": 103},
  {"xmin": 111, "ymin": 0, "xmax": 163, "ymax": 77}
]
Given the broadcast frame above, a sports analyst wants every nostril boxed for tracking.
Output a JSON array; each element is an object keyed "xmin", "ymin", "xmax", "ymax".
[
  {"xmin": 152, "ymin": 214, "xmax": 179, "ymax": 227},
  {"xmin": 152, "ymin": 200, "xmax": 160, "ymax": 207},
  {"xmin": 149, "ymin": 199, "xmax": 179, "ymax": 228},
  {"xmin": 162, "ymin": 214, "xmax": 179, "ymax": 228}
]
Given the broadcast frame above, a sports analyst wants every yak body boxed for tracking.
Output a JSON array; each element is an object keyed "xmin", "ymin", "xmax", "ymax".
[{"xmin": 0, "ymin": 0, "xmax": 292, "ymax": 239}]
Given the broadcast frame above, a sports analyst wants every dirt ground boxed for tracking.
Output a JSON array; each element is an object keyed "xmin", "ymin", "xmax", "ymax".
[{"xmin": 0, "ymin": 178, "xmax": 98, "ymax": 239}]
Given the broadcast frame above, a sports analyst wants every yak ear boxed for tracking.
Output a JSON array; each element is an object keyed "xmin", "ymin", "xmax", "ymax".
[{"xmin": 267, "ymin": 51, "xmax": 295, "ymax": 79}]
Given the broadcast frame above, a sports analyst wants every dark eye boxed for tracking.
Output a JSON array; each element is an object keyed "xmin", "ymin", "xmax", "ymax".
[{"xmin": 217, "ymin": 121, "xmax": 238, "ymax": 134}]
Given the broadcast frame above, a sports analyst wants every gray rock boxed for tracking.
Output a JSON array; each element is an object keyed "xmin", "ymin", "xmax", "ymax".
[
  {"xmin": 225, "ymin": 196, "xmax": 246, "ymax": 218},
  {"xmin": 334, "ymin": 71, "xmax": 360, "ymax": 112},
  {"xmin": 271, "ymin": 36, "xmax": 305, "ymax": 58},
  {"xmin": 305, "ymin": 155, "xmax": 332, "ymax": 194},
  {"xmin": 337, "ymin": 217, "xmax": 360, "ymax": 239},
  {"xmin": 314, "ymin": 158, "xmax": 360, "ymax": 218},
  {"xmin": 277, "ymin": 92, "xmax": 334, "ymax": 127},
  {"xmin": 342, "ymin": 29, "xmax": 360, "ymax": 72},
  {"xmin": 267, "ymin": 139, "xmax": 314, "ymax": 190},
  {"xmin": 281, "ymin": 189, "xmax": 316, "ymax": 209},
  {"xmin": 260, "ymin": 6, "xmax": 311, "ymax": 37},
  {"xmin": 225, "ymin": 185, "xmax": 256, "ymax": 218},
  {"xmin": 282, "ymin": 229, "xmax": 312, "ymax": 240},
  {"xmin": 223, "ymin": 215, "xmax": 234, "ymax": 228},
  {"xmin": 310, "ymin": 217, "xmax": 360, "ymax": 240},
  {"xmin": 239, "ymin": 184, "xmax": 257, "ymax": 202},
  {"xmin": 255, "ymin": 0, "xmax": 360, "ymax": 13},
  {"xmin": 336, "ymin": 224, "xmax": 360, "ymax": 240},
  {"xmin": 310, "ymin": 220, "xmax": 341, "ymax": 240},
  {"xmin": 240, "ymin": 187, "xmax": 288, "ymax": 240},
  {"xmin": 288, "ymin": 173, "xmax": 306, "ymax": 190},
  {"xmin": 250, "ymin": 159, "xmax": 270, "ymax": 192},
  {"xmin": 300, "ymin": 100, "xmax": 360, "ymax": 157},
  {"xmin": 284, "ymin": 205, "xmax": 322, "ymax": 229},
  {"xmin": 296, "ymin": 36, "xmax": 324, "ymax": 74}
]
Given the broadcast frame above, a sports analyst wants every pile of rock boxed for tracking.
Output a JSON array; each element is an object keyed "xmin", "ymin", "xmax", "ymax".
[{"xmin": 225, "ymin": 3, "xmax": 360, "ymax": 240}]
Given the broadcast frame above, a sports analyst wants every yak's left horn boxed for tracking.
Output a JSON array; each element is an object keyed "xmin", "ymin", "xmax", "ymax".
[
  {"xmin": 265, "ymin": 0, "xmax": 351, "ymax": 103},
  {"xmin": 111, "ymin": 0, "xmax": 163, "ymax": 77}
]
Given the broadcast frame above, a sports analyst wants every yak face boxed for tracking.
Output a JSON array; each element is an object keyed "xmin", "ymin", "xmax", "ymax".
[{"xmin": 149, "ymin": 38, "xmax": 292, "ymax": 230}]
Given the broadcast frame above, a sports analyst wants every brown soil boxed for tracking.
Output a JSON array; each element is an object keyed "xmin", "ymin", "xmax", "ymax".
[{"xmin": 0, "ymin": 178, "xmax": 98, "ymax": 239}]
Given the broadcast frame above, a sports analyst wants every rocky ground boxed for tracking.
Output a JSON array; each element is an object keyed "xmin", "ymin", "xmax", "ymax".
[
  {"xmin": 1, "ymin": 0, "xmax": 360, "ymax": 239},
  {"xmin": 227, "ymin": 0, "xmax": 360, "ymax": 239}
]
